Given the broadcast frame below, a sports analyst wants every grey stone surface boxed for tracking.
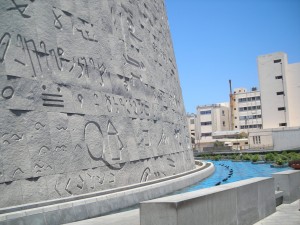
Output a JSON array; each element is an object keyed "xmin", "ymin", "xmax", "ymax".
[
  {"xmin": 0, "ymin": 161, "xmax": 214, "ymax": 225},
  {"xmin": 140, "ymin": 177, "xmax": 276, "ymax": 225},
  {"xmin": 0, "ymin": 0, "xmax": 194, "ymax": 209},
  {"xmin": 66, "ymin": 209, "xmax": 140, "ymax": 225},
  {"xmin": 254, "ymin": 199, "xmax": 300, "ymax": 225},
  {"xmin": 272, "ymin": 170, "xmax": 300, "ymax": 203}
]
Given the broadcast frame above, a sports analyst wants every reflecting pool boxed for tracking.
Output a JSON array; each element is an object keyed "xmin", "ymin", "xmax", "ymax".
[{"xmin": 172, "ymin": 160, "xmax": 291, "ymax": 195}]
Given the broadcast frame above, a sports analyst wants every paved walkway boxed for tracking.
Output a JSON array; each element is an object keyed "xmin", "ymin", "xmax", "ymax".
[
  {"xmin": 66, "ymin": 200, "xmax": 300, "ymax": 225},
  {"xmin": 65, "ymin": 209, "xmax": 140, "ymax": 225},
  {"xmin": 254, "ymin": 200, "xmax": 300, "ymax": 225}
]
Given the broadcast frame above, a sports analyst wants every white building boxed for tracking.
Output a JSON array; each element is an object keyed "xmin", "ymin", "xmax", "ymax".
[
  {"xmin": 258, "ymin": 52, "xmax": 300, "ymax": 129},
  {"xmin": 232, "ymin": 87, "xmax": 262, "ymax": 132},
  {"xmin": 249, "ymin": 126, "xmax": 300, "ymax": 151},
  {"xmin": 195, "ymin": 103, "xmax": 230, "ymax": 150}
]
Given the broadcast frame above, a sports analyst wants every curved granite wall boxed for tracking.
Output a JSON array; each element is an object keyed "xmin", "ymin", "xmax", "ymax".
[{"xmin": 0, "ymin": 0, "xmax": 194, "ymax": 208}]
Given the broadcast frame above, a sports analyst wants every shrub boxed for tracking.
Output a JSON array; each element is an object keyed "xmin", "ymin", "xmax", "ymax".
[
  {"xmin": 213, "ymin": 155, "xmax": 221, "ymax": 161},
  {"xmin": 242, "ymin": 154, "xmax": 251, "ymax": 161},
  {"xmin": 252, "ymin": 154, "xmax": 259, "ymax": 162},
  {"xmin": 265, "ymin": 153, "xmax": 275, "ymax": 162},
  {"xmin": 275, "ymin": 158, "xmax": 284, "ymax": 165},
  {"xmin": 234, "ymin": 154, "xmax": 242, "ymax": 160}
]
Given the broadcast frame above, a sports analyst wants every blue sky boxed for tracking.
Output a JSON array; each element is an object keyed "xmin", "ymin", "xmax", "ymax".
[{"xmin": 165, "ymin": 0, "xmax": 300, "ymax": 113}]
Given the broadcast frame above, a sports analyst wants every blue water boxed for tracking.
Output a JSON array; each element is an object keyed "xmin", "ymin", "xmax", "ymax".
[{"xmin": 172, "ymin": 160, "xmax": 291, "ymax": 195}]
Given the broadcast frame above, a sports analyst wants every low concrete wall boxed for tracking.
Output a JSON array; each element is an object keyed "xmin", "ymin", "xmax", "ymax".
[
  {"xmin": 0, "ymin": 161, "xmax": 214, "ymax": 225},
  {"xmin": 140, "ymin": 177, "xmax": 276, "ymax": 225},
  {"xmin": 272, "ymin": 170, "xmax": 300, "ymax": 203}
]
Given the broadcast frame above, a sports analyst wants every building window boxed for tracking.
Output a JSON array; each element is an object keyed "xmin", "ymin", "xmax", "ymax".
[
  {"xmin": 200, "ymin": 110, "xmax": 211, "ymax": 115},
  {"xmin": 276, "ymin": 91, "xmax": 284, "ymax": 95},
  {"xmin": 201, "ymin": 133, "xmax": 212, "ymax": 137},
  {"xmin": 279, "ymin": 123, "xmax": 287, "ymax": 127},
  {"xmin": 274, "ymin": 59, "xmax": 281, "ymax": 63},
  {"xmin": 275, "ymin": 75, "xmax": 283, "ymax": 79},
  {"xmin": 278, "ymin": 107, "xmax": 285, "ymax": 111},
  {"xmin": 235, "ymin": 126, "xmax": 237, "ymax": 128},
  {"xmin": 239, "ymin": 105, "xmax": 261, "ymax": 112},
  {"xmin": 238, "ymin": 96, "xmax": 260, "ymax": 103},
  {"xmin": 201, "ymin": 121, "xmax": 212, "ymax": 126},
  {"xmin": 190, "ymin": 119, "xmax": 195, "ymax": 124},
  {"xmin": 222, "ymin": 121, "xmax": 226, "ymax": 127},
  {"xmin": 222, "ymin": 110, "xmax": 225, "ymax": 116},
  {"xmin": 240, "ymin": 115, "xmax": 262, "ymax": 120}
]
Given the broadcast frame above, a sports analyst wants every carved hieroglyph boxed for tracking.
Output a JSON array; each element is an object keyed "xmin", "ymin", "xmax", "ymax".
[{"xmin": 0, "ymin": 0, "xmax": 194, "ymax": 208}]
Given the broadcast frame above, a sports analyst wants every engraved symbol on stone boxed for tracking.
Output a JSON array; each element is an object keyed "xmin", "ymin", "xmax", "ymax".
[
  {"xmin": 87, "ymin": 172, "xmax": 105, "ymax": 190},
  {"xmin": 14, "ymin": 34, "xmax": 26, "ymax": 66},
  {"xmin": 41, "ymin": 85, "xmax": 64, "ymax": 107},
  {"xmin": 55, "ymin": 145, "xmax": 67, "ymax": 151},
  {"xmin": 107, "ymin": 172, "xmax": 115, "ymax": 183},
  {"xmin": 55, "ymin": 180, "xmax": 61, "ymax": 196},
  {"xmin": 77, "ymin": 94, "xmax": 83, "ymax": 108},
  {"xmin": 0, "ymin": 33, "xmax": 11, "ymax": 63},
  {"xmin": 167, "ymin": 158, "xmax": 175, "ymax": 168},
  {"xmin": 11, "ymin": 134, "xmax": 23, "ymax": 141},
  {"xmin": 52, "ymin": 8, "xmax": 63, "ymax": 29},
  {"xmin": 1, "ymin": 86, "xmax": 14, "ymax": 99},
  {"xmin": 98, "ymin": 63, "xmax": 106, "ymax": 86},
  {"xmin": 107, "ymin": 120, "xmax": 124, "ymax": 161},
  {"xmin": 2, "ymin": 133, "xmax": 10, "ymax": 145},
  {"xmin": 34, "ymin": 163, "xmax": 53, "ymax": 173},
  {"xmin": 77, "ymin": 175, "xmax": 84, "ymax": 189},
  {"xmin": 35, "ymin": 122, "xmax": 45, "ymax": 130},
  {"xmin": 65, "ymin": 175, "xmax": 84, "ymax": 195},
  {"xmin": 142, "ymin": 130, "xmax": 150, "ymax": 147},
  {"xmin": 75, "ymin": 18, "xmax": 98, "ymax": 42},
  {"xmin": 84, "ymin": 121, "xmax": 104, "ymax": 160},
  {"xmin": 39, "ymin": 146, "xmax": 50, "ymax": 155},
  {"xmin": 13, "ymin": 168, "xmax": 24, "ymax": 177},
  {"xmin": 56, "ymin": 126, "xmax": 67, "ymax": 131},
  {"xmin": 105, "ymin": 94, "xmax": 112, "ymax": 112},
  {"xmin": 42, "ymin": 93, "xmax": 64, "ymax": 107},
  {"xmin": 7, "ymin": 0, "xmax": 31, "ymax": 18},
  {"xmin": 140, "ymin": 167, "xmax": 150, "ymax": 183},
  {"xmin": 94, "ymin": 93, "xmax": 100, "ymax": 108},
  {"xmin": 158, "ymin": 131, "xmax": 168, "ymax": 146},
  {"xmin": 40, "ymin": 41, "xmax": 50, "ymax": 69},
  {"xmin": 24, "ymin": 37, "xmax": 43, "ymax": 77},
  {"xmin": 74, "ymin": 144, "xmax": 82, "ymax": 151}
]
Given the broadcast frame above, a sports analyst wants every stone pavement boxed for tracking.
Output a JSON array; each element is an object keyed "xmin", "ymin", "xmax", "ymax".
[
  {"xmin": 66, "ymin": 200, "xmax": 300, "ymax": 225},
  {"xmin": 254, "ymin": 200, "xmax": 300, "ymax": 225},
  {"xmin": 65, "ymin": 209, "xmax": 140, "ymax": 225}
]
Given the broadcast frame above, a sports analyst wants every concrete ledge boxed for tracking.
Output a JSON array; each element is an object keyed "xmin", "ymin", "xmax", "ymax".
[
  {"xmin": 0, "ymin": 161, "xmax": 214, "ymax": 225},
  {"xmin": 272, "ymin": 170, "xmax": 300, "ymax": 203},
  {"xmin": 140, "ymin": 177, "xmax": 276, "ymax": 225},
  {"xmin": 275, "ymin": 191, "xmax": 284, "ymax": 206}
]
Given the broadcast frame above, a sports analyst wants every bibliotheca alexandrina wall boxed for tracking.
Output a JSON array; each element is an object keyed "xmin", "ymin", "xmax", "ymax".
[{"xmin": 0, "ymin": 0, "xmax": 194, "ymax": 208}]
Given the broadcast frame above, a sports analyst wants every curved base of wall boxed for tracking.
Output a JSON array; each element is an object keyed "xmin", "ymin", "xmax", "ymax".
[{"xmin": 0, "ymin": 160, "xmax": 214, "ymax": 225}]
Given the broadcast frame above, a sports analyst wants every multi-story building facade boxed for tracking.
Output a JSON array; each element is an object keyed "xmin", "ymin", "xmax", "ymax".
[
  {"xmin": 258, "ymin": 52, "xmax": 300, "ymax": 129},
  {"xmin": 232, "ymin": 87, "xmax": 262, "ymax": 132},
  {"xmin": 195, "ymin": 103, "xmax": 230, "ymax": 149}
]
